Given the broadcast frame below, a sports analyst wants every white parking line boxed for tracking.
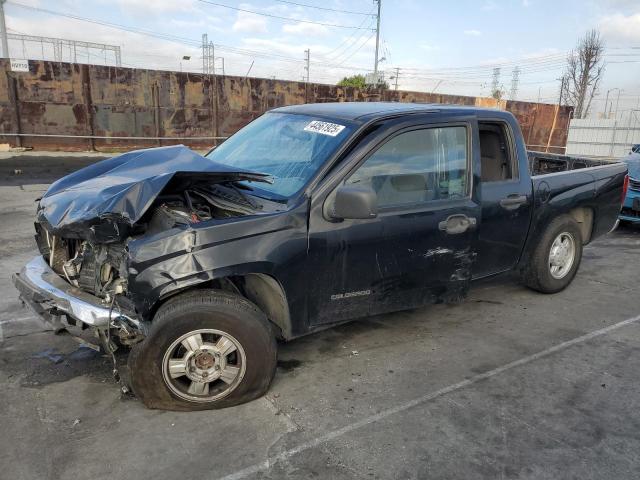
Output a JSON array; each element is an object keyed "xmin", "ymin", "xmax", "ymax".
[
  {"xmin": 218, "ymin": 314, "xmax": 640, "ymax": 480},
  {"xmin": 0, "ymin": 315, "xmax": 37, "ymax": 325}
]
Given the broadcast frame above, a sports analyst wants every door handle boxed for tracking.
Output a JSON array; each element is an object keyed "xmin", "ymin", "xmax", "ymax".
[
  {"xmin": 499, "ymin": 194, "xmax": 528, "ymax": 210},
  {"xmin": 438, "ymin": 214, "xmax": 477, "ymax": 235}
]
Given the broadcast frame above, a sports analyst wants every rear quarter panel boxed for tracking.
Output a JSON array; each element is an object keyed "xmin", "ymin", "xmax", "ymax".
[
  {"xmin": 518, "ymin": 162, "xmax": 627, "ymax": 268},
  {"xmin": 590, "ymin": 163, "xmax": 629, "ymax": 236}
]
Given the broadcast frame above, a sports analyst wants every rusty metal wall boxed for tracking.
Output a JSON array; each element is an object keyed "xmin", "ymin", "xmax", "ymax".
[{"xmin": 0, "ymin": 59, "xmax": 572, "ymax": 153}]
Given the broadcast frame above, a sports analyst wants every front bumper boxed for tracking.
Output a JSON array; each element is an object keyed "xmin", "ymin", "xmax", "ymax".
[{"xmin": 13, "ymin": 255, "xmax": 143, "ymax": 331}]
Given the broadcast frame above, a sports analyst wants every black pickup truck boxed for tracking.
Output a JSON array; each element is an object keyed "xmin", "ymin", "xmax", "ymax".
[{"xmin": 13, "ymin": 103, "xmax": 628, "ymax": 410}]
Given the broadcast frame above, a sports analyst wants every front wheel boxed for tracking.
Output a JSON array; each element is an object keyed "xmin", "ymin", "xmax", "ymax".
[
  {"xmin": 521, "ymin": 215, "xmax": 583, "ymax": 294},
  {"xmin": 128, "ymin": 289, "xmax": 277, "ymax": 411}
]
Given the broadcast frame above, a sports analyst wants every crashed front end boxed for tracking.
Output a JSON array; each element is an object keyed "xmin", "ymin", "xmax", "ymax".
[
  {"xmin": 12, "ymin": 145, "xmax": 268, "ymax": 349},
  {"xmin": 13, "ymin": 254, "xmax": 145, "ymax": 345},
  {"xmin": 14, "ymin": 216, "xmax": 144, "ymax": 341}
]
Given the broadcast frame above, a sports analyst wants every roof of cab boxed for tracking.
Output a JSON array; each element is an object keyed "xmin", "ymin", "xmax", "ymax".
[{"xmin": 271, "ymin": 102, "xmax": 506, "ymax": 123}]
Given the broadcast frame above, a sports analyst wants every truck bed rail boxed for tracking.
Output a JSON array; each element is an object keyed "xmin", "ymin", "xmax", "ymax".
[{"xmin": 528, "ymin": 151, "xmax": 613, "ymax": 176}]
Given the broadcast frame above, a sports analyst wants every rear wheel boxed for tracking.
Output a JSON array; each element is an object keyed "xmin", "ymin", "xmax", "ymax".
[
  {"xmin": 128, "ymin": 289, "xmax": 277, "ymax": 411},
  {"xmin": 521, "ymin": 215, "xmax": 583, "ymax": 294}
]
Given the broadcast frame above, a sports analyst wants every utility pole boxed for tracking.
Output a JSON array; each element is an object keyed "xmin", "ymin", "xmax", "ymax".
[
  {"xmin": 304, "ymin": 48, "xmax": 310, "ymax": 83},
  {"xmin": 209, "ymin": 41, "xmax": 216, "ymax": 75},
  {"xmin": 0, "ymin": 0, "xmax": 8, "ymax": 59},
  {"xmin": 373, "ymin": 0, "xmax": 381, "ymax": 79},
  {"xmin": 546, "ymin": 75, "xmax": 566, "ymax": 153},
  {"xmin": 610, "ymin": 89, "xmax": 624, "ymax": 157},
  {"xmin": 613, "ymin": 88, "xmax": 623, "ymax": 119},
  {"xmin": 304, "ymin": 49, "xmax": 310, "ymax": 103},
  {"xmin": 557, "ymin": 75, "xmax": 566, "ymax": 106},
  {"xmin": 392, "ymin": 67, "xmax": 399, "ymax": 90},
  {"xmin": 604, "ymin": 88, "xmax": 620, "ymax": 118}
]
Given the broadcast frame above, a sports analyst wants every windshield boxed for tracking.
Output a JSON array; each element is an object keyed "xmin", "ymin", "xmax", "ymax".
[{"xmin": 206, "ymin": 112, "xmax": 354, "ymax": 199}]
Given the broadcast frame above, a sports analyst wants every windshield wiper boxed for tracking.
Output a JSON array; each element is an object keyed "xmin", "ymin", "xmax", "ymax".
[
  {"xmin": 191, "ymin": 182, "xmax": 262, "ymax": 214},
  {"xmin": 224, "ymin": 181, "xmax": 260, "ymax": 210}
]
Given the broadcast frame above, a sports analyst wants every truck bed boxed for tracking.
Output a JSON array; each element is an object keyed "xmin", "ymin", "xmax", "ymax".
[
  {"xmin": 525, "ymin": 150, "xmax": 627, "ymax": 247},
  {"xmin": 527, "ymin": 151, "xmax": 614, "ymax": 176}
]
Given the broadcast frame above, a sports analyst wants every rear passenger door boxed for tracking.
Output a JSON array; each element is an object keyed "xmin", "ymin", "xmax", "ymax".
[
  {"xmin": 473, "ymin": 119, "xmax": 533, "ymax": 278},
  {"xmin": 307, "ymin": 118, "xmax": 481, "ymax": 325}
]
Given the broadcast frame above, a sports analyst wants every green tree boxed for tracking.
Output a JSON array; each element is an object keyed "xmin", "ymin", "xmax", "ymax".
[
  {"xmin": 337, "ymin": 74, "xmax": 367, "ymax": 88},
  {"xmin": 337, "ymin": 74, "xmax": 389, "ymax": 90}
]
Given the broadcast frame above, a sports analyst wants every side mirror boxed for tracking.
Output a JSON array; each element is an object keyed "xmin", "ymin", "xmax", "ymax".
[{"xmin": 332, "ymin": 185, "xmax": 378, "ymax": 220}]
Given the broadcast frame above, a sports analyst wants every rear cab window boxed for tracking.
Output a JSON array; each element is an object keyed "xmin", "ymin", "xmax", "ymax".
[{"xmin": 478, "ymin": 121, "xmax": 519, "ymax": 182}]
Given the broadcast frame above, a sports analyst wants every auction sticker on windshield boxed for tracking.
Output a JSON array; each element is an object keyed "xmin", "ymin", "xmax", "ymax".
[{"xmin": 304, "ymin": 120, "xmax": 346, "ymax": 137}]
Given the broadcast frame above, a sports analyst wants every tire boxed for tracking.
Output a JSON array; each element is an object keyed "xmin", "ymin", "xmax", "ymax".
[
  {"xmin": 521, "ymin": 215, "xmax": 583, "ymax": 294},
  {"xmin": 128, "ymin": 289, "xmax": 277, "ymax": 411}
]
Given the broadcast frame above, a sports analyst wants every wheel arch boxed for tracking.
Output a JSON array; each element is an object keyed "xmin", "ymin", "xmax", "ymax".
[
  {"xmin": 567, "ymin": 206, "xmax": 594, "ymax": 244},
  {"xmin": 150, "ymin": 271, "xmax": 293, "ymax": 340}
]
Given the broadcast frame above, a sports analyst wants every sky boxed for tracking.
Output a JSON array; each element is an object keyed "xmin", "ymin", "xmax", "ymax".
[{"xmin": 3, "ymin": 0, "xmax": 640, "ymax": 118}]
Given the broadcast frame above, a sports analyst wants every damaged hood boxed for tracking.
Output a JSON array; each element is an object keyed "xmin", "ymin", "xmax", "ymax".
[{"xmin": 38, "ymin": 145, "xmax": 269, "ymax": 240}]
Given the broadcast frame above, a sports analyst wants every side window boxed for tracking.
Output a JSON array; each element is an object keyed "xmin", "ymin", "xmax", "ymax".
[
  {"xmin": 345, "ymin": 126, "xmax": 469, "ymax": 208},
  {"xmin": 479, "ymin": 122, "xmax": 517, "ymax": 182}
]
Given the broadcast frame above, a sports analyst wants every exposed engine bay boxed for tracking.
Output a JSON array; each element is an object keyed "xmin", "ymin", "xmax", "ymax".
[
  {"xmin": 145, "ymin": 184, "xmax": 259, "ymax": 234},
  {"xmin": 35, "ymin": 182, "xmax": 260, "ymax": 298}
]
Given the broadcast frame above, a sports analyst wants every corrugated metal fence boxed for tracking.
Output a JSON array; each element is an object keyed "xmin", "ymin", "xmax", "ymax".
[
  {"xmin": 0, "ymin": 59, "xmax": 573, "ymax": 152},
  {"xmin": 566, "ymin": 118, "xmax": 640, "ymax": 158}
]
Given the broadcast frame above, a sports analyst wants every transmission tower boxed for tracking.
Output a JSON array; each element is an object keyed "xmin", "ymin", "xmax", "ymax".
[
  {"xmin": 4, "ymin": 32, "xmax": 121, "ymax": 66},
  {"xmin": 201, "ymin": 35, "xmax": 215, "ymax": 74},
  {"xmin": 202, "ymin": 34, "xmax": 208, "ymax": 74},
  {"xmin": 201, "ymin": 34, "xmax": 225, "ymax": 75},
  {"xmin": 509, "ymin": 66, "xmax": 520, "ymax": 100},
  {"xmin": 491, "ymin": 67, "xmax": 501, "ymax": 96}
]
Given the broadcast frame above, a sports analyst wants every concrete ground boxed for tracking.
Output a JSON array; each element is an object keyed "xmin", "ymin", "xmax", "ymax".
[{"xmin": 1, "ymin": 159, "xmax": 640, "ymax": 480}]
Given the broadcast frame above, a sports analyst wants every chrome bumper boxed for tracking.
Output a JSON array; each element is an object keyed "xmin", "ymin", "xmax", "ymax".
[{"xmin": 13, "ymin": 255, "xmax": 142, "ymax": 331}]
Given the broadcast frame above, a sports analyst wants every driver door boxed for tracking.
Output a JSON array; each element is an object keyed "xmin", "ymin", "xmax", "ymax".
[{"xmin": 307, "ymin": 119, "xmax": 481, "ymax": 326}]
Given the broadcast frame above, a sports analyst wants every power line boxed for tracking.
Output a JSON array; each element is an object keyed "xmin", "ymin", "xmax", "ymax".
[
  {"xmin": 6, "ymin": 1, "xmax": 376, "ymax": 73},
  {"xmin": 400, "ymin": 50, "xmax": 640, "ymax": 77},
  {"xmin": 326, "ymin": 23, "xmax": 375, "ymax": 63},
  {"xmin": 400, "ymin": 54, "xmax": 569, "ymax": 74},
  {"xmin": 10, "ymin": 0, "xmax": 637, "ymax": 98},
  {"xmin": 334, "ymin": 32, "xmax": 375, "ymax": 66},
  {"xmin": 195, "ymin": 0, "xmax": 374, "ymax": 30},
  {"xmin": 318, "ymin": 11, "xmax": 375, "ymax": 60},
  {"xmin": 272, "ymin": 0, "xmax": 373, "ymax": 15},
  {"xmin": 7, "ymin": 2, "xmax": 202, "ymax": 46}
]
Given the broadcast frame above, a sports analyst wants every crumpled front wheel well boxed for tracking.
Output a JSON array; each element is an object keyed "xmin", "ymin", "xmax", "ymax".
[{"xmin": 153, "ymin": 274, "xmax": 292, "ymax": 340}]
